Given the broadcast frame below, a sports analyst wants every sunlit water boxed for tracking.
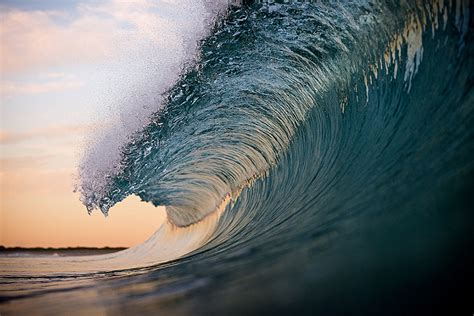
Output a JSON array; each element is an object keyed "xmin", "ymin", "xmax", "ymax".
[{"xmin": 1, "ymin": 1, "xmax": 473, "ymax": 315}]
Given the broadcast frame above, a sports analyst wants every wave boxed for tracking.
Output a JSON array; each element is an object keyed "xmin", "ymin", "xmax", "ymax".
[
  {"xmin": 79, "ymin": 0, "xmax": 471, "ymax": 228},
  {"xmin": 2, "ymin": 0, "xmax": 473, "ymax": 314},
  {"xmin": 68, "ymin": 0, "xmax": 470, "ymax": 273}
]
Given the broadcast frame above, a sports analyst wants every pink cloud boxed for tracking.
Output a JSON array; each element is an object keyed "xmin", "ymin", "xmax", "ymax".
[
  {"xmin": 0, "ymin": 124, "xmax": 96, "ymax": 144},
  {"xmin": 1, "ymin": 78, "xmax": 84, "ymax": 96},
  {"xmin": 0, "ymin": 0, "xmax": 217, "ymax": 75},
  {"xmin": 0, "ymin": 9, "xmax": 117, "ymax": 74}
]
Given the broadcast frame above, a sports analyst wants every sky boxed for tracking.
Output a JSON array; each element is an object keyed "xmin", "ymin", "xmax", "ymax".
[{"xmin": 0, "ymin": 0, "xmax": 187, "ymax": 248}]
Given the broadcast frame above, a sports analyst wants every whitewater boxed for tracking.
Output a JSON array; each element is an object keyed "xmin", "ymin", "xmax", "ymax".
[{"xmin": 1, "ymin": 0, "xmax": 473, "ymax": 315}]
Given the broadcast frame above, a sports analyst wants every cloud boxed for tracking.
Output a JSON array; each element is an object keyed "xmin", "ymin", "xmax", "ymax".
[
  {"xmin": 0, "ymin": 0, "xmax": 219, "ymax": 75},
  {"xmin": 0, "ymin": 8, "xmax": 116, "ymax": 74},
  {"xmin": 40, "ymin": 72, "xmax": 76, "ymax": 80},
  {"xmin": 0, "ymin": 124, "xmax": 96, "ymax": 144},
  {"xmin": 1, "ymin": 77, "xmax": 84, "ymax": 97}
]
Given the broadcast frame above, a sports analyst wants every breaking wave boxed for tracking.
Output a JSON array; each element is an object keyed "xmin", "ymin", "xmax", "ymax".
[{"xmin": 1, "ymin": 1, "xmax": 473, "ymax": 314}]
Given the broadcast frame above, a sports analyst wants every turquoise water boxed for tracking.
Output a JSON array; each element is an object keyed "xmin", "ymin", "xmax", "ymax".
[{"xmin": 1, "ymin": 1, "xmax": 473, "ymax": 314}]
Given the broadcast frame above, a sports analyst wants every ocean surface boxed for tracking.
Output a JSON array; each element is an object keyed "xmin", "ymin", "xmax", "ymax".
[{"xmin": 1, "ymin": 0, "xmax": 473, "ymax": 315}]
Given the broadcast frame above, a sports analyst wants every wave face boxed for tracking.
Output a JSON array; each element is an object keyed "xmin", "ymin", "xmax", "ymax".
[{"xmin": 2, "ymin": 0, "xmax": 474, "ymax": 315}]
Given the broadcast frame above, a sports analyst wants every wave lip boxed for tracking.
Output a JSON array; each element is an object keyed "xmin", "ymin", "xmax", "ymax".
[{"xmin": 76, "ymin": 0, "xmax": 230, "ymax": 219}]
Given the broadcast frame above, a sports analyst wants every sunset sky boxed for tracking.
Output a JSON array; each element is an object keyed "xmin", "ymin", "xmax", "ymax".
[{"xmin": 0, "ymin": 0, "xmax": 176, "ymax": 248}]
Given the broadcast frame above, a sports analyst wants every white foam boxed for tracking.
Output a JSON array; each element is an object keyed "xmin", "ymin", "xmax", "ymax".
[{"xmin": 77, "ymin": 0, "xmax": 230, "ymax": 214}]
